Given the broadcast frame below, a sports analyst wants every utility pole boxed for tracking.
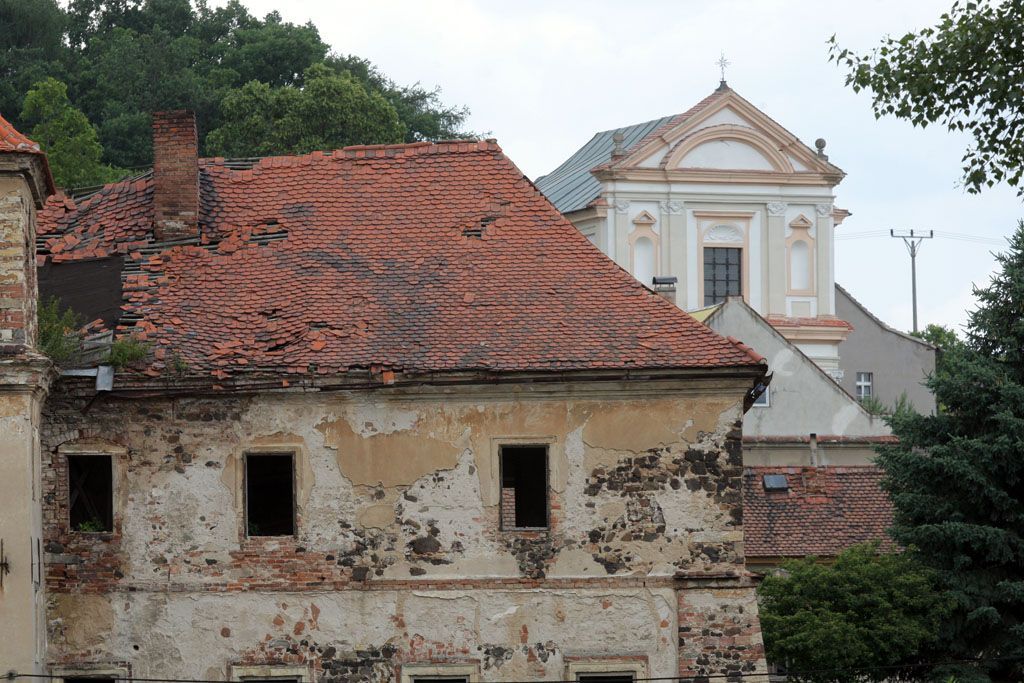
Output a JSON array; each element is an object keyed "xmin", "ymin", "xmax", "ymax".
[{"xmin": 890, "ymin": 229, "xmax": 934, "ymax": 333}]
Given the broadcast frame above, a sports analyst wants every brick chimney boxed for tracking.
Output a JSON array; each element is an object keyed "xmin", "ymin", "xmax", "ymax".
[{"xmin": 152, "ymin": 110, "xmax": 199, "ymax": 242}]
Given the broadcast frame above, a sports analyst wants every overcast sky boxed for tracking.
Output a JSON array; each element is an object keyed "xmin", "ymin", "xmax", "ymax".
[{"xmin": 227, "ymin": 0, "xmax": 1020, "ymax": 335}]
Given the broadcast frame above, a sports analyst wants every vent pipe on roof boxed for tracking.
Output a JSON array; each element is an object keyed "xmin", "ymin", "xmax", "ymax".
[{"xmin": 152, "ymin": 110, "xmax": 199, "ymax": 242}]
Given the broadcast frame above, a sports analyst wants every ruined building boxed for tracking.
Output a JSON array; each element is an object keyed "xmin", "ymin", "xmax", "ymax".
[{"xmin": 0, "ymin": 112, "xmax": 772, "ymax": 683}]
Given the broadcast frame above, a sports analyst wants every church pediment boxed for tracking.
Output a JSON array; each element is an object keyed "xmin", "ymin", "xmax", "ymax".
[{"xmin": 616, "ymin": 88, "xmax": 844, "ymax": 182}]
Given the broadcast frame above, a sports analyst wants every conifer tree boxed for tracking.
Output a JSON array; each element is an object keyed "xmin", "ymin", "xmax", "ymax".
[{"xmin": 876, "ymin": 222, "xmax": 1024, "ymax": 681}]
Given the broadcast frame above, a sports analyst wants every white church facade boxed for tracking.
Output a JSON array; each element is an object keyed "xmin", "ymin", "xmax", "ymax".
[{"xmin": 536, "ymin": 82, "xmax": 853, "ymax": 375}]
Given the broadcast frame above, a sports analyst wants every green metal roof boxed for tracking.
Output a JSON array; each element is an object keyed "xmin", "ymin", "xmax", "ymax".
[{"xmin": 535, "ymin": 115, "xmax": 672, "ymax": 214}]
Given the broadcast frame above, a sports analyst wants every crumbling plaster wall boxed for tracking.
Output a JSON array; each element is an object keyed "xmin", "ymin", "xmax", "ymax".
[
  {"xmin": 41, "ymin": 380, "xmax": 765, "ymax": 680},
  {"xmin": 49, "ymin": 587, "xmax": 680, "ymax": 683}
]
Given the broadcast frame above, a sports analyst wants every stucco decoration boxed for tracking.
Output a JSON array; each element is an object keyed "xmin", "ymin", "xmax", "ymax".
[
  {"xmin": 815, "ymin": 203, "xmax": 833, "ymax": 217},
  {"xmin": 614, "ymin": 200, "xmax": 631, "ymax": 214},
  {"xmin": 704, "ymin": 224, "xmax": 744, "ymax": 244},
  {"xmin": 659, "ymin": 200, "xmax": 683, "ymax": 215},
  {"xmin": 766, "ymin": 202, "xmax": 787, "ymax": 216},
  {"xmin": 632, "ymin": 210, "xmax": 657, "ymax": 225}
]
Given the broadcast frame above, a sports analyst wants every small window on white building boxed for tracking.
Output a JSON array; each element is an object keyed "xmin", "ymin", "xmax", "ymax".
[
  {"xmin": 856, "ymin": 372, "xmax": 874, "ymax": 400},
  {"xmin": 752, "ymin": 386, "xmax": 769, "ymax": 407}
]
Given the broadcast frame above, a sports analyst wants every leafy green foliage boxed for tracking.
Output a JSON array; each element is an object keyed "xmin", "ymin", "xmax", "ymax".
[
  {"xmin": 20, "ymin": 77, "xmax": 123, "ymax": 188},
  {"xmin": 876, "ymin": 221, "xmax": 1024, "ymax": 681},
  {"xmin": 3, "ymin": 0, "xmax": 470, "ymax": 175},
  {"xmin": 206, "ymin": 64, "xmax": 404, "ymax": 157},
  {"xmin": 106, "ymin": 334, "xmax": 149, "ymax": 368},
  {"xmin": 912, "ymin": 323, "xmax": 962, "ymax": 353},
  {"xmin": 74, "ymin": 518, "xmax": 106, "ymax": 532},
  {"xmin": 36, "ymin": 295, "xmax": 82, "ymax": 362},
  {"xmin": 829, "ymin": 1, "xmax": 1024, "ymax": 194},
  {"xmin": 759, "ymin": 543, "xmax": 950, "ymax": 683}
]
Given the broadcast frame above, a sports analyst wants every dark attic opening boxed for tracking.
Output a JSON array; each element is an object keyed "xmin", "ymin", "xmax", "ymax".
[
  {"xmin": 67, "ymin": 454, "xmax": 114, "ymax": 533},
  {"xmin": 245, "ymin": 453, "xmax": 295, "ymax": 537},
  {"xmin": 500, "ymin": 445, "xmax": 549, "ymax": 529},
  {"xmin": 577, "ymin": 675, "xmax": 636, "ymax": 683}
]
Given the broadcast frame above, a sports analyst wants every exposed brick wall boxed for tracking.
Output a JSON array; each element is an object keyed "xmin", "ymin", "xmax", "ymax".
[
  {"xmin": 678, "ymin": 586, "xmax": 768, "ymax": 681},
  {"xmin": 500, "ymin": 487, "xmax": 517, "ymax": 529},
  {"xmin": 152, "ymin": 110, "xmax": 198, "ymax": 242},
  {"xmin": 0, "ymin": 191, "xmax": 36, "ymax": 348}
]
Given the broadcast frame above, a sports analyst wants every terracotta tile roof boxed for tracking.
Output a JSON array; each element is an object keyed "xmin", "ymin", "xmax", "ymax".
[
  {"xmin": 0, "ymin": 112, "xmax": 55, "ymax": 195},
  {"xmin": 766, "ymin": 315, "xmax": 854, "ymax": 331},
  {"xmin": 0, "ymin": 112, "xmax": 42, "ymax": 154},
  {"xmin": 38, "ymin": 140, "xmax": 765, "ymax": 383},
  {"xmin": 743, "ymin": 466, "xmax": 895, "ymax": 560}
]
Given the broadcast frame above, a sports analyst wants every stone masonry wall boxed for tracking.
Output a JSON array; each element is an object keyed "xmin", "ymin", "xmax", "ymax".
[{"xmin": 41, "ymin": 381, "xmax": 767, "ymax": 681}]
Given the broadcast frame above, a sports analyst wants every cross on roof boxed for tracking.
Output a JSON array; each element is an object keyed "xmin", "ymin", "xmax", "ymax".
[{"xmin": 717, "ymin": 52, "xmax": 730, "ymax": 84}]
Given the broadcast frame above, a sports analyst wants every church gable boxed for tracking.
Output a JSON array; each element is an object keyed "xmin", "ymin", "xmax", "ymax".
[{"xmin": 620, "ymin": 88, "xmax": 843, "ymax": 181}]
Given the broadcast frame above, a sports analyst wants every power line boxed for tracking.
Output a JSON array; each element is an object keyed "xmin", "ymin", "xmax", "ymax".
[
  {"xmin": 836, "ymin": 229, "xmax": 1006, "ymax": 245},
  {"xmin": 891, "ymin": 229, "xmax": 934, "ymax": 333},
  {"xmin": 7, "ymin": 656, "xmax": 1024, "ymax": 683}
]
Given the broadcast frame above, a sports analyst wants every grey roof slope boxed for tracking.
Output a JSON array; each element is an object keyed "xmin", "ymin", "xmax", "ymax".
[{"xmin": 535, "ymin": 115, "xmax": 672, "ymax": 214}]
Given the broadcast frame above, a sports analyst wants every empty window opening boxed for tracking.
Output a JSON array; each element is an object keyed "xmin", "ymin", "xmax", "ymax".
[
  {"xmin": 577, "ymin": 674, "xmax": 636, "ymax": 683},
  {"xmin": 500, "ymin": 445, "xmax": 549, "ymax": 529},
  {"xmin": 65, "ymin": 677, "xmax": 115, "ymax": 683},
  {"xmin": 245, "ymin": 453, "xmax": 295, "ymax": 536},
  {"xmin": 411, "ymin": 678, "xmax": 469, "ymax": 683},
  {"xmin": 703, "ymin": 246, "xmax": 742, "ymax": 305},
  {"xmin": 856, "ymin": 372, "xmax": 874, "ymax": 401},
  {"xmin": 67, "ymin": 455, "xmax": 113, "ymax": 532}
]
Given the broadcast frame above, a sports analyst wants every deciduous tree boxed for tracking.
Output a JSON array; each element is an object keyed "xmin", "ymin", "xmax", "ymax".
[
  {"xmin": 205, "ymin": 64, "xmax": 405, "ymax": 158},
  {"xmin": 829, "ymin": 0, "xmax": 1024, "ymax": 194},
  {"xmin": 759, "ymin": 543, "xmax": 949, "ymax": 683},
  {"xmin": 21, "ymin": 77, "xmax": 122, "ymax": 188}
]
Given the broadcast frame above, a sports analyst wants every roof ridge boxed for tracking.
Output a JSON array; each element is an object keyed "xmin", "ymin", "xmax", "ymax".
[
  {"xmin": 202, "ymin": 139, "xmax": 502, "ymax": 171},
  {"xmin": 835, "ymin": 282, "xmax": 937, "ymax": 349}
]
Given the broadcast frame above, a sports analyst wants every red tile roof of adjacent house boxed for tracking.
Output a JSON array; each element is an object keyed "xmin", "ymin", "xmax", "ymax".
[
  {"xmin": 0, "ymin": 112, "xmax": 42, "ymax": 154},
  {"xmin": 765, "ymin": 315, "xmax": 854, "ymax": 331},
  {"xmin": 38, "ymin": 140, "xmax": 766, "ymax": 384},
  {"xmin": 1, "ymin": 112, "xmax": 55, "ymax": 195},
  {"xmin": 743, "ymin": 466, "xmax": 895, "ymax": 560}
]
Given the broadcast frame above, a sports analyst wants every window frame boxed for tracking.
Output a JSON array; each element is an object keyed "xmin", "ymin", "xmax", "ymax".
[
  {"xmin": 52, "ymin": 665, "xmax": 129, "ymax": 683},
  {"xmin": 855, "ymin": 372, "xmax": 874, "ymax": 400},
  {"xmin": 65, "ymin": 453, "xmax": 115, "ymax": 534},
  {"xmin": 399, "ymin": 663, "xmax": 478, "ymax": 683},
  {"xmin": 566, "ymin": 659, "xmax": 647, "ymax": 683},
  {"xmin": 498, "ymin": 443, "xmax": 550, "ymax": 531},
  {"xmin": 229, "ymin": 664, "xmax": 311, "ymax": 683},
  {"xmin": 243, "ymin": 451, "xmax": 297, "ymax": 538},
  {"xmin": 751, "ymin": 385, "xmax": 770, "ymax": 407},
  {"xmin": 702, "ymin": 245, "xmax": 743, "ymax": 306}
]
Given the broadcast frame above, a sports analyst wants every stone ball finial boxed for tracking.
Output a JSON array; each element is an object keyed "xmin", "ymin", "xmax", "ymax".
[
  {"xmin": 815, "ymin": 138, "xmax": 827, "ymax": 155},
  {"xmin": 611, "ymin": 131, "xmax": 625, "ymax": 158}
]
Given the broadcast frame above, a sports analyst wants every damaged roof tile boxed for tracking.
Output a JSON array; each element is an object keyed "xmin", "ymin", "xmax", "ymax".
[{"xmin": 38, "ymin": 139, "xmax": 764, "ymax": 383}]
